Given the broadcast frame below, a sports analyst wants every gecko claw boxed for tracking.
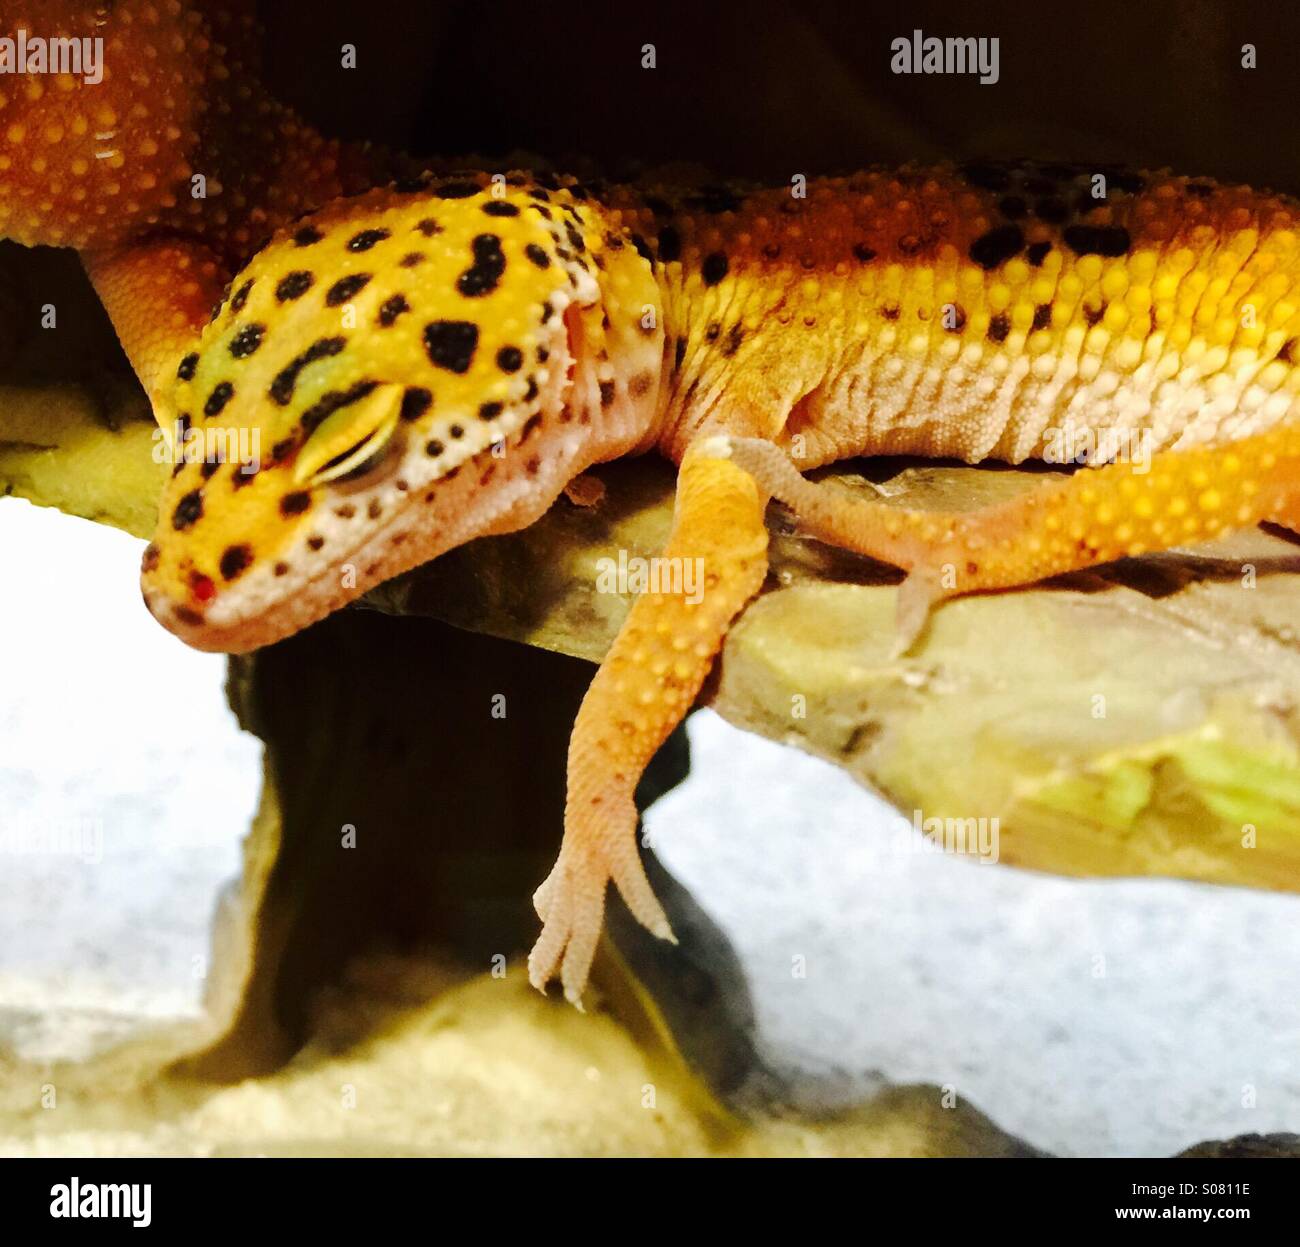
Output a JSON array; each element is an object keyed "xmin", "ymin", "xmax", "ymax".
[{"xmin": 892, "ymin": 570, "xmax": 941, "ymax": 658}]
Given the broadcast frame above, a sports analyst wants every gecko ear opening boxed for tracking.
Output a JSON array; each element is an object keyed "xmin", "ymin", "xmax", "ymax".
[{"xmin": 294, "ymin": 383, "xmax": 404, "ymax": 487}]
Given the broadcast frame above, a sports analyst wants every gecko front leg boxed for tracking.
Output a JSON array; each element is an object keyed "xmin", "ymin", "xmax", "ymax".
[
  {"xmin": 529, "ymin": 437, "xmax": 770, "ymax": 1005},
  {"xmin": 727, "ymin": 426, "xmax": 1300, "ymax": 650}
]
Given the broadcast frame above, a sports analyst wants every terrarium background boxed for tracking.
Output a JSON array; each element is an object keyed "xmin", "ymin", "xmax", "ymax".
[{"xmin": 2, "ymin": 0, "xmax": 1299, "ymax": 1158}]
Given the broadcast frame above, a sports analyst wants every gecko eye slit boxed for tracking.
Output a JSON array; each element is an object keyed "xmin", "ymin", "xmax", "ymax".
[
  {"xmin": 294, "ymin": 382, "xmax": 405, "ymax": 488},
  {"xmin": 313, "ymin": 425, "xmax": 405, "ymax": 489}
]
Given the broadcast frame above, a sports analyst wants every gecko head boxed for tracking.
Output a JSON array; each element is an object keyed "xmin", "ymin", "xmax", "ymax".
[{"xmin": 141, "ymin": 174, "xmax": 614, "ymax": 653}]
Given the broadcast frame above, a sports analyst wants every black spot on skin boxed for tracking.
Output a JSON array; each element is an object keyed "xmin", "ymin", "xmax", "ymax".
[
  {"xmin": 705, "ymin": 322, "xmax": 721, "ymax": 343},
  {"xmin": 326, "ymin": 273, "xmax": 372, "ymax": 305},
  {"xmin": 961, "ymin": 162, "xmax": 1010, "ymax": 192},
  {"xmin": 565, "ymin": 221, "xmax": 586, "ymax": 253},
  {"xmin": 987, "ymin": 314, "xmax": 1011, "ymax": 343},
  {"xmin": 630, "ymin": 233, "xmax": 653, "ymax": 264},
  {"xmin": 998, "ymin": 196, "xmax": 1028, "ymax": 220},
  {"xmin": 674, "ymin": 336, "xmax": 687, "ymax": 372},
  {"xmin": 701, "ymin": 251, "xmax": 729, "ymax": 286},
  {"xmin": 1083, "ymin": 303, "xmax": 1107, "ymax": 327},
  {"xmin": 1026, "ymin": 241, "xmax": 1052, "ymax": 267},
  {"xmin": 280, "ymin": 491, "xmax": 311, "ymax": 517},
  {"xmin": 944, "ymin": 305, "xmax": 967, "ymax": 332},
  {"xmin": 1277, "ymin": 337, "xmax": 1298, "ymax": 364},
  {"xmin": 497, "ymin": 345, "xmax": 523, "ymax": 372},
  {"xmin": 177, "ymin": 352, "xmax": 198, "ymax": 381},
  {"xmin": 269, "ymin": 336, "xmax": 346, "ymax": 405},
  {"xmin": 1062, "ymin": 225, "xmax": 1131, "ymax": 257},
  {"xmin": 229, "ymin": 324, "xmax": 264, "ymax": 358},
  {"xmin": 536, "ymin": 347, "xmax": 549, "ymax": 362},
  {"xmin": 275, "ymin": 271, "xmax": 314, "ymax": 302},
  {"xmin": 969, "ymin": 224, "xmax": 1024, "ymax": 270},
  {"xmin": 457, "ymin": 233, "xmax": 506, "ymax": 296},
  {"xmin": 1034, "ymin": 197, "xmax": 1069, "ymax": 224},
  {"xmin": 722, "ymin": 324, "xmax": 744, "ymax": 357},
  {"xmin": 414, "ymin": 218, "xmax": 442, "ymax": 237},
  {"xmin": 423, "ymin": 320, "xmax": 479, "ymax": 373},
  {"xmin": 520, "ymin": 412, "xmax": 542, "ymax": 442},
  {"xmin": 530, "ymin": 202, "xmax": 553, "ymax": 221},
  {"xmin": 524, "ymin": 243, "xmax": 551, "ymax": 269},
  {"xmin": 881, "ymin": 304, "xmax": 900, "ymax": 321},
  {"xmin": 425, "ymin": 439, "xmax": 444, "ymax": 457},
  {"xmin": 377, "ymin": 294, "xmax": 410, "ymax": 327},
  {"xmin": 232, "ymin": 465, "xmax": 257, "ymax": 489},
  {"xmin": 173, "ymin": 605, "xmax": 204, "ymax": 627},
  {"xmin": 347, "ymin": 228, "xmax": 390, "ymax": 252},
  {"xmin": 524, "ymin": 377, "xmax": 539, "ymax": 402},
  {"xmin": 219, "ymin": 544, "xmax": 253, "ymax": 580},
  {"xmin": 274, "ymin": 562, "xmax": 290, "ymax": 577},
  {"xmin": 293, "ymin": 225, "xmax": 324, "ymax": 246},
  {"xmin": 852, "ymin": 243, "xmax": 877, "ymax": 263},
  {"xmin": 229, "ymin": 280, "xmax": 253, "ymax": 313},
  {"xmin": 141, "ymin": 543, "xmax": 160, "ymax": 573},
  {"xmin": 599, "ymin": 380, "xmax": 616, "ymax": 407},
  {"xmin": 204, "ymin": 381, "xmax": 234, "ymax": 417},
  {"xmin": 172, "ymin": 489, "xmax": 203, "ymax": 530},
  {"xmin": 300, "ymin": 380, "xmax": 379, "ymax": 434},
  {"xmin": 630, "ymin": 372, "xmax": 654, "ymax": 397},
  {"xmin": 399, "ymin": 252, "xmax": 425, "ymax": 268},
  {"xmin": 400, "ymin": 387, "xmax": 432, "ymax": 421},
  {"xmin": 657, "ymin": 226, "xmax": 682, "ymax": 263},
  {"xmin": 482, "ymin": 200, "xmax": 519, "ymax": 217},
  {"xmin": 540, "ymin": 300, "xmax": 554, "ymax": 324},
  {"xmin": 479, "ymin": 401, "xmax": 503, "ymax": 420},
  {"xmin": 201, "ymin": 460, "xmax": 220, "ymax": 480},
  {"xmin": 307, "ymin": 535, "xmax": 325, "ymax": 551},
  {"xmin": 435, "ymin": 180, "xmax": 480, "ymax": 199},
  {"xmin": 1032, "ymin": 303, "xmax": 1053, "ymax": 331}
]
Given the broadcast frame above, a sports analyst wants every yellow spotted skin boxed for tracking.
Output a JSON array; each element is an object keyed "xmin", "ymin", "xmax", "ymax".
[{"xmin": 5, "ymin": 10, "xmax": 1300, "ymax": 1004}]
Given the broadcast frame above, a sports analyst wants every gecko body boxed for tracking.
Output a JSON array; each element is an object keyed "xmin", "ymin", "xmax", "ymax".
[{"xmin": 6, "ymin": 3, "xmax": 1300, "ymax": 1002}]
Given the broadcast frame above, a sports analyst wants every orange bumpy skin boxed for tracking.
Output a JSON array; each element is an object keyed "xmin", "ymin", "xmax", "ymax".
[
  {"xmin": 5, "ymin": 11, "xmax": 1300, "ymax": 1017},
  {"xmin": 0, "ymin": 1, "xmax": 393, "ymax": 395}
]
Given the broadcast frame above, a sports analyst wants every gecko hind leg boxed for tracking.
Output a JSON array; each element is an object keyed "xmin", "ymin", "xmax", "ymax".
[
  {"xmin": 726, "ymin": 426, "xmax": 1300, "ymax": 653},
  {"xmin": 529, "ymin": 437, "xmax": 770, "ymax": 1006}
]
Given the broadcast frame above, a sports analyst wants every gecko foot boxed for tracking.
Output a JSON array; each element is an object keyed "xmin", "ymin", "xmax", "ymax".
[{"xmin": 529, "ymin": 794, "xmax": 676, "ymax": 1007}]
